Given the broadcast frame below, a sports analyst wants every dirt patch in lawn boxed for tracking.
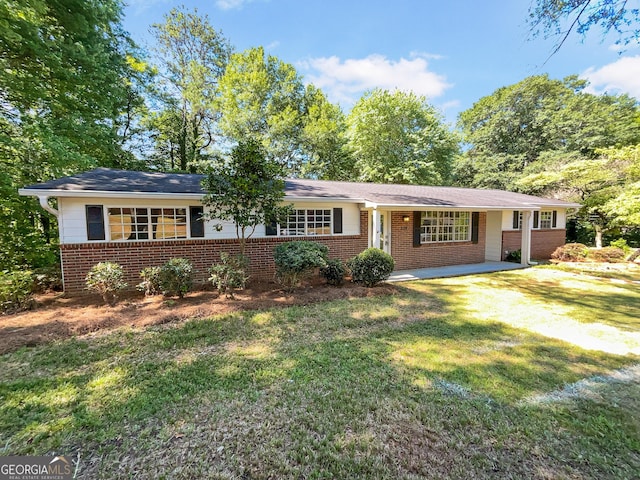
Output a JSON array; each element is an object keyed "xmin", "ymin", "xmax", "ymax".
[{"xmin": 0, "ymin": 280, "xmax": 397, "ymax": 355}]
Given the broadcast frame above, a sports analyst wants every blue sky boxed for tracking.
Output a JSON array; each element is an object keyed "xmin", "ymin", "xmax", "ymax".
[{"xmin": 123, "ymin": 0, "xmax": 640, "ymax": 124}]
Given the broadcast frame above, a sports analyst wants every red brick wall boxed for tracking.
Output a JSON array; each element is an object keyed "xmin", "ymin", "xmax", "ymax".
[
  {"xmin": 501, "ymin": 229, "xmax": 567, "ymax": 260},
  {"xmin": 61, "ymin": 211, "xmax": 369, "ymax": 294},
  {"xmin": 390, "ymin": 211, "xmax": 487, "ymax": 270}
]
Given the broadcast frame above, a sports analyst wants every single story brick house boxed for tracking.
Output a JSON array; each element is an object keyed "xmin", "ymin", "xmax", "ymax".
[{"xmin": 20, "ymin": 168, "xmax": 579, "ymax": 293}]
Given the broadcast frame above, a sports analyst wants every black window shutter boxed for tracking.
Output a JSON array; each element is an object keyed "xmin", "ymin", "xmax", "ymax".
[
  {"xmin": 265, "ymin": 217, "xmax": 278, "ymax": 236},
  {"xmin": 333, "ymin": 208, "xmax": 343, "ymax": 234},
  {"xmin": 552, "ymin": 210, "xmax": 558, "ymax": 228},
  {"xmin": 512, "ymin": 210, "xmax": 520, "ymax": 229},
  {"xmin": 189, "ymin": 206, "xmax": 205, "ymax": 238},
  {"xmin": 413, "ymin": 211, "xmax": 422, "ymax": 247},
  {"xmin": 471, "ymin": 212, "xmax": 479, "ymax": 244},
  {"xmin": 86, "ymin": 205, "xmax": 105, "ymax": 241},
  {"xmin": 533, "ymin": 211, "xmax": 539, "ymax": 229}
]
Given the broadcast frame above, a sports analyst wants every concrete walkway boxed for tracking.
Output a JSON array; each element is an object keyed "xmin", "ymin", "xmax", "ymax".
[{"xmin": 388, "ymin": 261, "xmax": 527, "ymax": 283}]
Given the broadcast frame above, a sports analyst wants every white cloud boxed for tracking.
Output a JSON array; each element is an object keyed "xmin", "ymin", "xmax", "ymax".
[
  {"xmin": 582, "ymin": 55, "xmax": 640, "ymax": 99},
  {"xmin": 300, "ymin": 54, "xmax": 452, "ymax": 106}
]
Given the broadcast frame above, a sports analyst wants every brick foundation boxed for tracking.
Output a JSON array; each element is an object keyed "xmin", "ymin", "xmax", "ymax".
[
  {"xmin": 501, "ymin": 229, "xmax": 567, "ymax": 260},
  {"xmin": 61, "ymin": 211, "xmax": 369, "ymax": 294},
  {"xmin": 390, "ymin": 211, "xmax": 487, "ymax": 270}
]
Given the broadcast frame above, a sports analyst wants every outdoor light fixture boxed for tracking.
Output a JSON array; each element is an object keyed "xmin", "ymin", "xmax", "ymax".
[{"xmin": 402, "ymin": 215, "xmax": 410, "ymax": 222}]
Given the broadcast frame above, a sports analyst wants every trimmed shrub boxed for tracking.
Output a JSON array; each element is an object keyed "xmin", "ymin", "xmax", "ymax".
[
  {"xmin": 85, "ymin": 262, "xmax": 127, "ymax": 306},
  {"xmin": 551, "ymin": 243, "xmax": 589, "ymax": 262},
  {"xmin": 137, "ymin": 266, "xmax": 162, "ymax": 296},
  {"xmin": 159, "ymin": 258, "xmax": 193, "ymax": 298},
  {"xmin": 589, "ymin": 247, "xmax": 626, "ymax": 263},
  {"xmin": 0, "ymin": 270, "xmax": 35, "ymax": 313},
  {"xmin": 274, "ymin": 241, "xmax": 329, "ymax": 291},
  {"xmin": 320, "ymin": 258, "xmax": 347, "ymax": 286},
  {"xmin": 609, "ymin": 238, "xmax": 631, "ymax": 254},
  {"xmin": 209, "ymin": 253, "xmax": 249, "ymax": 299},
  {"xmin": 505, "ymin": 249, "xmax": 521, "ymax": 263},
  {"xmin": 32, "ymin": 265, "xmax": 63, "ymax": 293},
  {"xmin": 348, "ymin": 248, "xmax": 395, "ymax": 287}
]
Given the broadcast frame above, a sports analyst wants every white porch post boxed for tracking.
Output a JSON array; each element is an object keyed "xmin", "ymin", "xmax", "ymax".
[
  {"xmin": 372, "ymin": 209, "xmax": 381, "ymax": 249},
  {"xmin": 521, "ymin": 210, "xmax": 532, "ymax": 265}
]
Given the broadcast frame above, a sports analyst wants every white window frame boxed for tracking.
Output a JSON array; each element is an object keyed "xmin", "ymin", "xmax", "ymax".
[
  {"xmin": 106, "ymin": 206, "xmax": 190, "ymax": 242},
  {"xmin": 539, "ymin": 210, "xmax": 553, "ymax": 229},
  {"xmin": 273, "ymin": 208, "xmax": 333, "ymax": 237},
  {"xmin": 420, "ymin": 211, "xmax": 471, "ymax": 244}
]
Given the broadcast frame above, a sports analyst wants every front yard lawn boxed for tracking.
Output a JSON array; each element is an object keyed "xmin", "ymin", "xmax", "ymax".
[{"xmin": 1, "ymin": 266, "xmax": 638, "ymax": 479}]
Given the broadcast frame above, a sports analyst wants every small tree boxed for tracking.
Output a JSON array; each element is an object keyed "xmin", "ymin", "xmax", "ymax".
[{"xmin": 202, "ymin": 140, "xmax": 293, "ymax": 255}]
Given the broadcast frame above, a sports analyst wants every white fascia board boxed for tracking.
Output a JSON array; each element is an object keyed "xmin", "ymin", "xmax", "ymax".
[
  {"xmin": 284, "ymin": 196, "xmax": 364, "ymax": 203},
  {"xmin": 18, "ymin": 189, "xmax": 204, "ymax": 201}
]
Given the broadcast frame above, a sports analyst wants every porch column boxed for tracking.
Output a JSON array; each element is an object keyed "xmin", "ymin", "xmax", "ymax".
[
  {"xmin": 371, "ymin": 209, "xmax": 381, "ymax": 249},
  {"xmin": 521, "ymin": 210, "xmax": 532, "ymax": 265}
]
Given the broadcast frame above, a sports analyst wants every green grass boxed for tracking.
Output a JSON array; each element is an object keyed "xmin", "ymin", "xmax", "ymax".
[{"xmin": 1, "ymin": 267, "xmax": 639, "ymax": 479}]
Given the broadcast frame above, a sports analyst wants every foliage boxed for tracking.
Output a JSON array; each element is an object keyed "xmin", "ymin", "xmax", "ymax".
[
  {"xmin": 137, "ymin": 266, "xmax": 162, "ymax": 296},
  {"xmin": 0, "ymin": 270, "xmax": 35, "ymax": 313},
  {"xmin": 159, "ymin": 258, "xmax": 193, "ymax": 298},
  {"xmin": 32, "ymin": 265, "xmax": 62, "ymax": 293},
  {"xmin": 217, "ymin": 46, "xmax": 307, "ymax": 172},
  {"xmin": 202, "ymin": 140, "xmax": 293, "ymax": 254},
  {"xmin": 209, "ymin": 253, "xmax": 249, "ymax": 299},
  {"xmin": 347, "ymin": 248, "xmax": 395, "ymax": 287},
  {"xmin": 0, "ymin": 0, "xmax": 149, "ymax": 272},
  {"xmin": 148, "ymin": 6, "xmax": 232, "ymax": 171},
  {"xmin": 85, "ymin": 262, "xmax": 127, "ymax": 306},
  {"xmin": 320, "ymin": 258, "xmax": 347, "ymax": 286},
  {"xmin": 552, "ymin": 243, "xmax": 590, "ymax": 262},
  {"xmin": 456, "ymin": 75, "xmax": 640, "ymax": 192},
  {"xmin": 609, "ymin": 238, "xmax": 631, "ymax": 253},
  {"xmin": 346, "ymin": 89, "xmax": 459, "ymax": 185},
  {"xmin": 273, "ymin": 241, "xmax": 329, "ymax": 291},
  {"xmin": 505, "ymin": 249, "xmax": 522, "ymax": 263},
  {"xmin": 528, "ymin": 0, "xmax": 640, "ymax": 53}
]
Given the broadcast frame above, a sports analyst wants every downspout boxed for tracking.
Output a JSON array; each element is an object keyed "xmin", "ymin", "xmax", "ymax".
[{"xmin": 37, "ymin": 195, "xmax": 59, "ymax": 218}]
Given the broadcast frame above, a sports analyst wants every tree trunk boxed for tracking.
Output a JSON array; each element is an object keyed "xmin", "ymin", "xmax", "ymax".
[{"xmin": 594, "ymin": 224, "xmax": 603, "ymax": 249}]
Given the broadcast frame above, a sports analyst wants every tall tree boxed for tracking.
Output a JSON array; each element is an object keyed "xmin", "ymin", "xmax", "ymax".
[
  {"xmin": 0, "ymin": 0, "xmax": 146, "ymax": 269},
  {"xmin": 345, "ymin": 89, "xmax": 459, "ymax": 185},
  {"xmin": 149, "ymin": 7, "xmax": 232, "ymax": 172},
  {"xmin": 217, "ymin": 46, "xmax": 308, "ymax": 174},
  {"xmin": 201, "ymin": 140, "xmax": 292, "ymax": 255},
  {"xmin": 528, "ymin": 0, "xmax": 640, "ymax": 54},
  {"xmin": 300, "ymin": 85, "xmax": 354, "ymax": 180},
  {"xmin": 456, "ymin": 75, "xmax": 640, "ymax": 191}
]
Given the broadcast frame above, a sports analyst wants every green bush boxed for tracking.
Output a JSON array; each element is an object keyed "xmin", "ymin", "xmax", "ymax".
[
  {"xmin": 32, "ymin": 265, "xmax": 62, "ymax": 293},
  {"xmin": 505, "ymin": 249, "xmax": 521, "ymax": 263},
  {"xmin": 159, "ymin": 258, "xmax": 193, "ymax": 298},
  {"xmin": 274, "ymin": 241, "xmax": 329, "ymax": 291},
  {"xmin": 589, "ymin": 247, "xmax": 627, "ymax": 263},
  {"xmin": 320, "ymin": 258, "xmax": 347, "ymax": 286},
  {"xmin": 0, "ymin": 270, "xmax": 35, "ymax": 313},
  {"xmin": 137, "ymin": 266, "xmax": 162, "ymax": 296},
  {"xmin": 209, "ymin": 253, "xmax": 249, "ymax": 298},
  {"xmin": 85, "ymin": 262, "xmax": 127, "ymax": 306},
  {"xmin": 551, "ymin": 243, "xmax": 589, "ymax": 262},
  {"xmin": 347, "ymin": 248, "xmax": 395, "ymax": 287},
  {"xmin": 609, "ymin": 238, "xmax": 631, "ymax": 254}
]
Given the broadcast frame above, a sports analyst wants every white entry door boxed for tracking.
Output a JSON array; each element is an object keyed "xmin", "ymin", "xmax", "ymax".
[{"xmin": 379, "ymin": 213, "xmax": 391, "ymax": 255}]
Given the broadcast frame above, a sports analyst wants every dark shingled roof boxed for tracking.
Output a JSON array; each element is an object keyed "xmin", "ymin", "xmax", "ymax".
[{"xmin": 22, "ymin": 168, "xmax": 577, "ymax": 209}]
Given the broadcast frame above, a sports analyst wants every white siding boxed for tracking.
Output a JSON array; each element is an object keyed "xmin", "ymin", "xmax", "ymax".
[
  {"xmin": 501, "ymin": 209, "xmax": 567, "ymax": 230},
  {"xmin": 485, "ymin": 211, "xmax": 502, "ymax": 261},
  {"xmin": 58, "ymin": 197, "xmax": 361, "ymax": 244}
]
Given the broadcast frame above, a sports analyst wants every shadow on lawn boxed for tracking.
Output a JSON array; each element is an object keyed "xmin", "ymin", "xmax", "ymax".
[{"xmin": 1, "ymin": 284, "xmax": 638, "ymax": 478}]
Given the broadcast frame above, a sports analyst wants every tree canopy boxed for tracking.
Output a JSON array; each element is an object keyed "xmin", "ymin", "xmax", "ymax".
[{"xmin": 345, "ymin": 89, "xmax": 459, "ymax": 185}]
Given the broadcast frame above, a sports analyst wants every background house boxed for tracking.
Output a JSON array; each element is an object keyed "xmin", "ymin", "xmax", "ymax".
[{"xmin": 20, "ymin": 168, "xmax": 579, "ymax": 293}]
